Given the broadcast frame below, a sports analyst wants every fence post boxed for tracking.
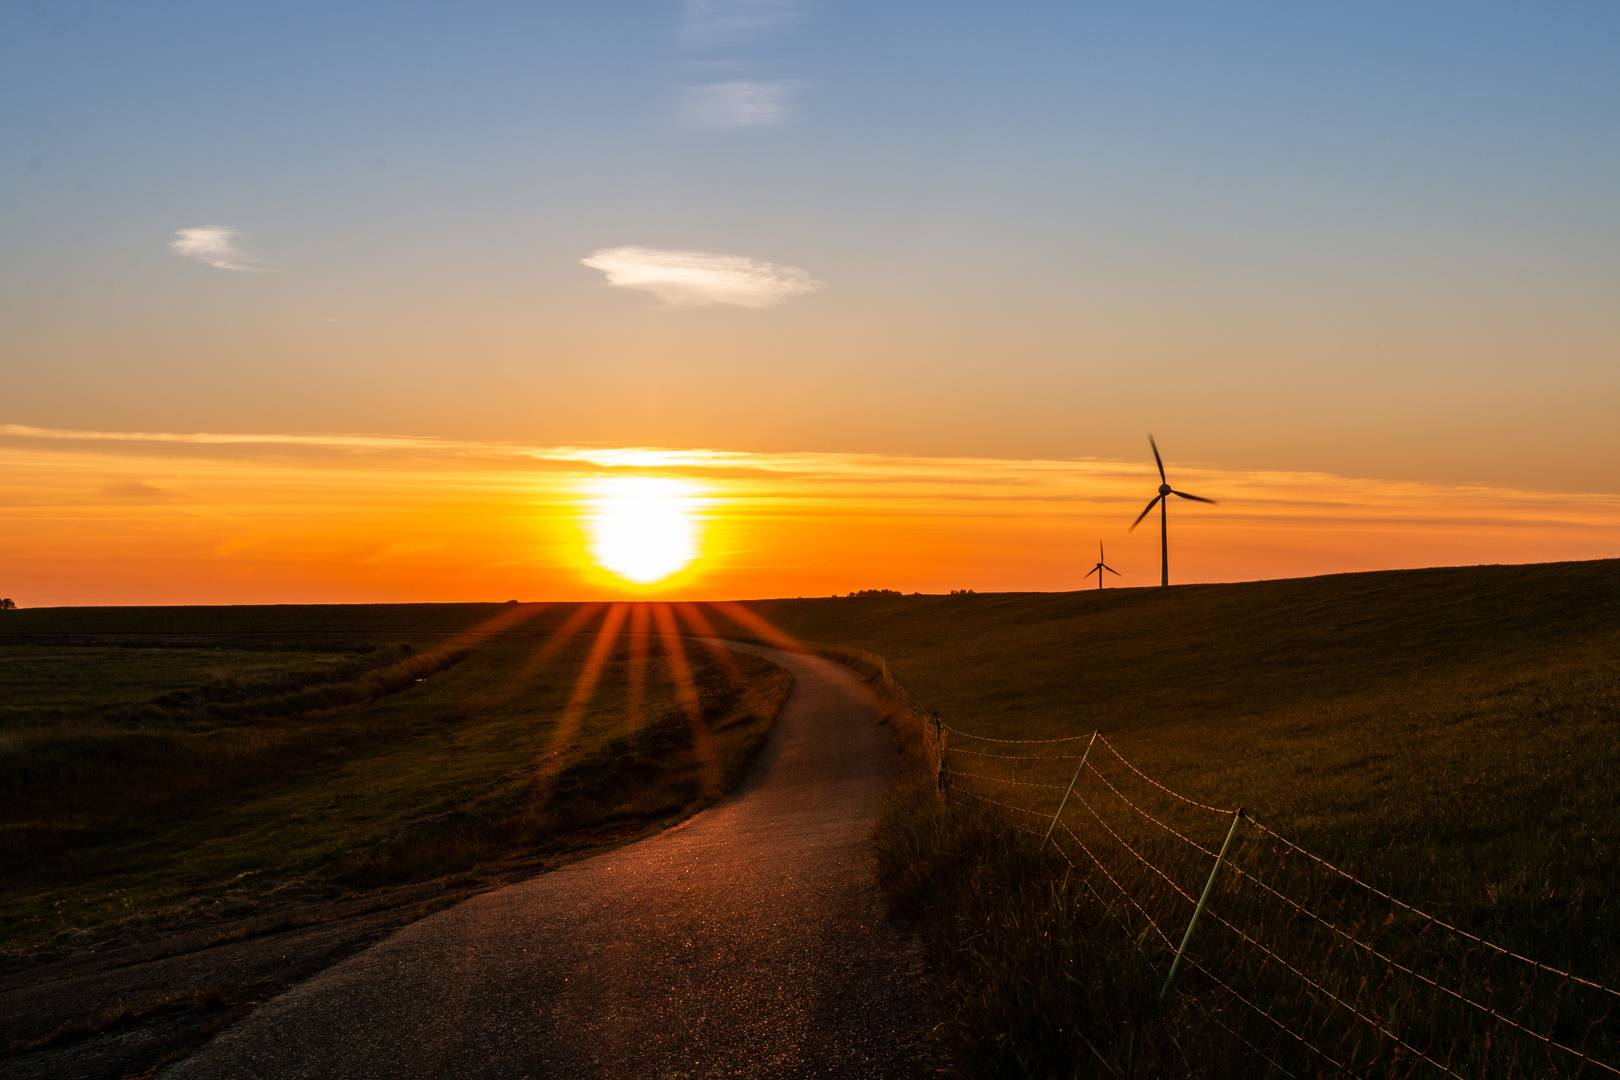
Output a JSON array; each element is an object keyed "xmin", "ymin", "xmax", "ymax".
[
  {"xmin": 1039, "ymin": 730, "xmax": 1098, "ymax": 853},
  {"xmin": 932, "ymin": 712, "xmax": 948, "ymax": 798},
  {"xmin": 1160, "ymin": 807, "xmax": 1245, "ymax": 1002}
]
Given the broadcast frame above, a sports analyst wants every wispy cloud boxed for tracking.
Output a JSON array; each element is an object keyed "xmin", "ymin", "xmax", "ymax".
[
  {"xmin": 677, "ymin": 1, "xmax": 806, "ymax": 129},
  {"xmin": 681, "ymin": 79, "xmax": 799, "ymax": 128},
  {"xmin": 8, "ymin": 424, "xmax": 1620, "ymax": 603},
  {"xmin": 98, "ymin": 480, "xmax": 181, "ymax": 504},
  {"xmin": 168, "ymin": 225, "xmax": 268, "ymax": 271},
  {"xmin": 580, "ymin": 246, "xmax": 823, "ymax": 308},
  {"xmin": 680, "ymin": 0, "xmax": 802, "ymax": 48}
]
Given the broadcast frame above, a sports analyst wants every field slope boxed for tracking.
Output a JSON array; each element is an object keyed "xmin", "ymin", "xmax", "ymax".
[
  {"xmin": 748, "ymin": 559, "xmax": 1620, "ymax": 983},
  {"xmin": 0, "ymin": 603, "xmax": 793, "ymax": 951}
]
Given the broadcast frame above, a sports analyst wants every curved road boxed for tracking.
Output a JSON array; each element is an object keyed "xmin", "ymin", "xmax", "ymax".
[{"xmin": 163, "ymin": 643, "xmax": 929, "ymax": 1080}]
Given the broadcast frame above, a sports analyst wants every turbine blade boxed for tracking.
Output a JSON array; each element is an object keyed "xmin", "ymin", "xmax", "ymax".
[
  {"xmin": 1104, "ymin": 564, "xmax": 1121, "ymax": 576},
  {"xmin": 1130, "ymin": 495, "xmax": 1163, "ymax": 530},
  {"xmin": 1086, "ymin": 565, "xmax": 1100, "ymax": 578},
  {"xmin": 1172, "ymin": 490, "xmax": 1219, "ymax": 505},
  {"xmin": 1149, "ymin": 434, "xmax": 1166, "ymax": 483}
]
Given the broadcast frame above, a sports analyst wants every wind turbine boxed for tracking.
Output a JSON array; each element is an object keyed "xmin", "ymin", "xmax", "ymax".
[
  {"xmin": 1130, "ymin": 435, "xmax": 1217, "ymax": 587},
  {"xmin": 1085, "ymin": 541, "xmax": 1120, "ymax": 591}
]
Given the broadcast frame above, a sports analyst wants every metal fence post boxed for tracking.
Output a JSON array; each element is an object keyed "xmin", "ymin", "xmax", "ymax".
[
  {"xmin": 932, "ymin": 712, "xmax": 948, "ymax": 798},
  {"xmin": 1039, "ymin": 730, "xmax": 1098, "ymax": 853},
  {"xmin": 1160, "ymin": 807, "xmax": 1245, "ymax": 1002}
]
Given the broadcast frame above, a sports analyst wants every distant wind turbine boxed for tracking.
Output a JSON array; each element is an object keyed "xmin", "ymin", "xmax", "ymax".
[
  {"xmin": 1085, "ymin": 541, "xmax": 1120, "ymax": 591},
  {"xmin": 1129, "ymin": 435, "xmax": 1218, "ymax": 587}
]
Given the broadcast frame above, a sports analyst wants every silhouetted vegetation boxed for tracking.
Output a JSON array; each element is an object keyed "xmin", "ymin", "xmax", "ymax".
[{"xmin": 740, "ymin": 559, "xmax": 1620, "ymax": 1077}]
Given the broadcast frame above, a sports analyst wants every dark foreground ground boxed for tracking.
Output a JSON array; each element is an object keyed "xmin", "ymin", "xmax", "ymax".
[
  {"xmin": 155, "ymin": 644, "xmax": 929, "ymax": 1080},
  {"xmin": 1, "ymin": 607, "xmax": 798, "ymax": 1079},
  {"xmin": 2, "ymin": 874, "xmax": 492, "ymax": 1079}
]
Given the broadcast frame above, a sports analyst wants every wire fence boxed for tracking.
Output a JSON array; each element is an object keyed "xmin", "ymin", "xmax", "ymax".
[{"xmin": 929, "ymin": 720, "xmax": 1620, "ymax": 1079}]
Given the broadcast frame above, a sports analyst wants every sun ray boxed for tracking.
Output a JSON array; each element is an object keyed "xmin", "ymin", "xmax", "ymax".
[
  {"xmin": 534, "ymin": 602, "xmax": 630, "ymax": 791},
  {"xmin": 434, "ymin": 601, "xmax": 548, "ymax": 656},
  {"xmin": 502, "ymin": 601, "xmax": 608, "ymax": 696},
  {"xmin": 414, "ymin": 604, "xmax": 549, "ymax": 713},
  {"xmin": 626, "ymin": 603, "xmax": 650, "ymax": 734},
  {"xmin": 672, "ymin": 602, "xmax": 749, "ymax": 688},
  {"xmin": 652, "ymin": 602, "xmax": 722, "ymax": 797},
  {"xmin": 705, "ymin": 601, "xmax": 806, "ymax": 653}
]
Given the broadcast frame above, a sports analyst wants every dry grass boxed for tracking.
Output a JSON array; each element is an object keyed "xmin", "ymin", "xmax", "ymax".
[
  {"xmin": 7, "ymin": 986, "xmax": 228, "ymax": 1053},
  {"xmin": 734, "ymin": 559, "xmax": 1620, "ymax": 1077}
]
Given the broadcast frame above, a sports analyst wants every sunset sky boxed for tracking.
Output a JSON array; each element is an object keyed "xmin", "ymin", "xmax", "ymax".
[{"xmin": 3, "ymin": 2, "xmax": 1618, "ymax": 604}]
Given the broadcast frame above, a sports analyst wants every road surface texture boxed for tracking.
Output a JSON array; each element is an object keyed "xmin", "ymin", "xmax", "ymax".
[{"xmin": 161, "ymin": 643, "xmax": 930, "ymax": 1080}]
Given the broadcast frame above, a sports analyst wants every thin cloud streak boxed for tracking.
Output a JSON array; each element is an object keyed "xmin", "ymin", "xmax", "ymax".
[
  {"xmin": 678, "ymin": 2, "xmax": 806, "ymax": 129},
  {"xmin": 168, "ymin": 225, "xmax": 270, "ymax": 272},
  {"xmin": 580, "ymin": 246, "xmax": 823, "ymax": 308},
  {"xmin": 6, "ymin": 423, "xmax": 1619, "ymax": 604},
  {"xmin": 6, "ymin": 423, "xmax": 1620, "ymax": 524},
  {"xmin": 680, "ymin": 0, "xmax": 802, "ymax": 48},
  {"xmin": 681, "ymin": 79, "xmax": 799, "ymax": 128}
]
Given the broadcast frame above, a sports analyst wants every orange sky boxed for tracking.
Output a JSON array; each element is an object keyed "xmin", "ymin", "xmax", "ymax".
[
  {"xmin": 3, "ymin": 424, "xmax": 1617, "ymax": 607},
  {"xmin": 7, "ymin": 7, "xmax": 1620, "ymax": 605}
]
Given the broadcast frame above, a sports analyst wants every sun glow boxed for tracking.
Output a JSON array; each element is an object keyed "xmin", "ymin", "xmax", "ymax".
[{"xmin": 585, "ymin": 477, "xmax": 704, "ymax": 585}]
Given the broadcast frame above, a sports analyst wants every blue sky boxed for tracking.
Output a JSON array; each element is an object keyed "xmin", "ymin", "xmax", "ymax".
[{"xmin": 4, "ymin": 1, "xmax": 1618, "ymax": 490}]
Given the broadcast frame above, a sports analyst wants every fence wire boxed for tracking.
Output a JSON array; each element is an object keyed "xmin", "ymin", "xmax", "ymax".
[{"xmin": 937, "ymin": 724, "xmax": 1620, "ymax": 1079}]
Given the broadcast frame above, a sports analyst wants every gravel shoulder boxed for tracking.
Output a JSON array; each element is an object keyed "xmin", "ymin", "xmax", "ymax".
[{"xmin": 158, "ymin": 643, "xmax": 930, "ymax": 1080}]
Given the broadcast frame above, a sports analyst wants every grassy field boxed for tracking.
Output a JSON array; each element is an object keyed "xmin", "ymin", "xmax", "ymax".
[
  {"xmin": 7, "ymin": 566, "xmax": 1615, "ymax": 1074},
  {"xmin": 0, "ymin": 603, "xmax": 792, "ymax": 951},
  {"xmin": 738, "ymin": 559, "xmax": 1620, "ymax": 1076}
]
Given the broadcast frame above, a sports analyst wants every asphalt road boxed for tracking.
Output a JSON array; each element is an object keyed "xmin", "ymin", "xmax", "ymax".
[{"xmin": 161, "ymin": 643, "xmax": 929, "ymax": 1080}]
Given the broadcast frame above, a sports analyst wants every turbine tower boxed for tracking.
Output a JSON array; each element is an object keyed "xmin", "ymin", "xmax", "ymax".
[
  {"xmin": 1085, "ymin": 541, "xmax": 1120, "ymax": 591},
  {"xmin": 1129, "ymin": 435, "xmax": 1217, "ymax": 587}
]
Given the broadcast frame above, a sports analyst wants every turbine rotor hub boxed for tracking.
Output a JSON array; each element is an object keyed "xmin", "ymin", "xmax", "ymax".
[{"xmin": 1158, "ymin": 483, "xmax": 1172, "ymax": 496}]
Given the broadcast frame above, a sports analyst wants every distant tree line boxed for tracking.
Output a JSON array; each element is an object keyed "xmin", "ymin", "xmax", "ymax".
[{"xmin": 0, "ymin": 598, "xmax": 15, "ymax": 610}]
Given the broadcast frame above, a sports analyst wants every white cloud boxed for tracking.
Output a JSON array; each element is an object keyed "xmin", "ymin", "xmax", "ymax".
[
  {"xmin": 580, "ymin": 246, "xmax": 823, "ymax": 308},
  {"xmin": 680, "ymin": 0, "xmax": 802, "ymax": 48},
  {"xmin": 681, "ymin": 79, "xmax": 799, "ymax": 129},
  {"xmin": 168, "ymin": 225, "xmax": 267, "ymax": 271}
]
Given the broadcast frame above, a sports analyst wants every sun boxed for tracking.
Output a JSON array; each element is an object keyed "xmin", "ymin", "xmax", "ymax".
[{"xmin": 584, "ymin": 477, "xmax": 703, "ymax": 584}]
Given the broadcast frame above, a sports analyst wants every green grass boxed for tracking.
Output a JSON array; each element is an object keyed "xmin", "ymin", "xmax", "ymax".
[
  {"xmin": 0, "ymin": 645, "xmax": 364, "ymax": 713},
  {"xmin": 733, "ymin": 559, "xmax": 1620, "ymax": 1076},
  {"xmin": 0, "ymin": 604, "xmax": 792, "ymax": 949}
]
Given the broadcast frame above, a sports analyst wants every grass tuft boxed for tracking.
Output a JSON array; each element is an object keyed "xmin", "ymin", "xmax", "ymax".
[
  {"xmin": 874, "ymin": 764, "xmax": 1254, "ymax": 1078},
  {"xmin": 8, "ymin": 986, "xmax": 228, "ymax": 1053}
]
